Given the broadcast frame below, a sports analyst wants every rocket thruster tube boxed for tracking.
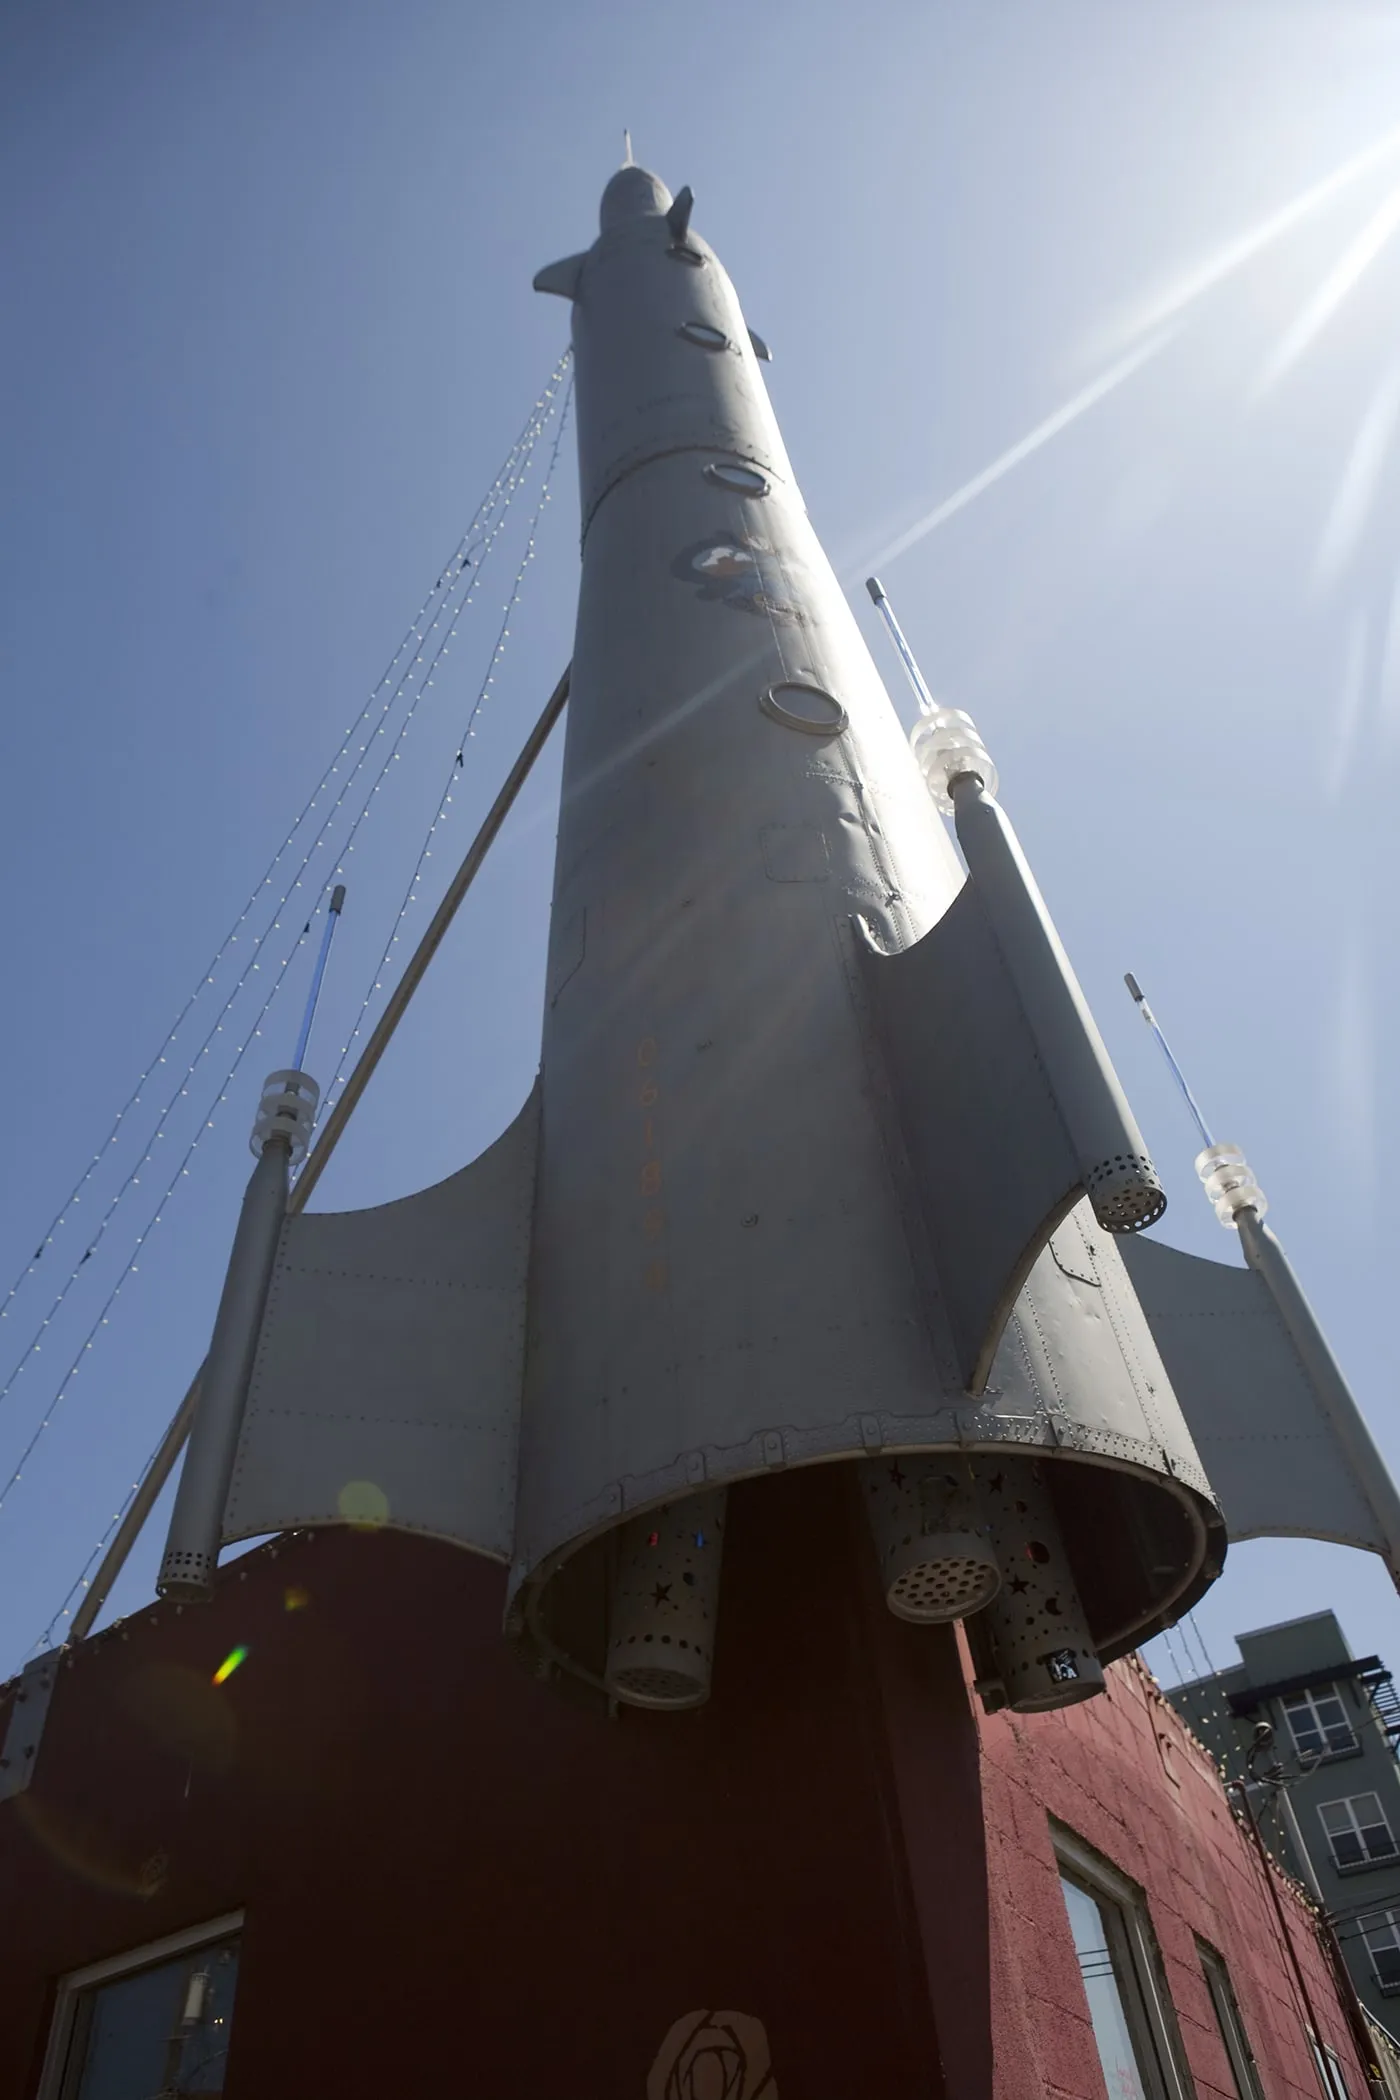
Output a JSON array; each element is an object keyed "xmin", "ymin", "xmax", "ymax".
[
  {"xmin": 948, "ymin": 773, "xmax": 1164, "ymax": 1234},
  {"xmin": 604, "ymin": 1492, "xmax": 727, "ymax": 1708},
  {"xmin": 156, "ymin": 1130, "xmax": 293, "ymax": 1602},
  {"xmin": 972, "ymin": 1456, "xmax": 1105, "ymax": 1711}
]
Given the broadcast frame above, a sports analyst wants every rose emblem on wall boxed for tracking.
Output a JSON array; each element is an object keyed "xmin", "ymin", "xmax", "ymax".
[{"xmin": 647, "ymin": 2009, "xmax": 778, "ymax": 2100}]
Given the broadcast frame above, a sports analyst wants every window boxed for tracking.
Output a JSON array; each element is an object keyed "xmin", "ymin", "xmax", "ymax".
[
  {"xmin": 1360, "ymin": 1912, "xmax": 1400, "ymax": 1995},
  {"xmin": 39, "ymin": 1915, "xmax": 241, "ymax": 2100},
  {"xmin": 1311, "ymin": 2034, "xmax": 1353, "ymax": 2099},
  {"xmin": 1319, "ymin": 1793, "xmax": 1398, "ymax": 1870},
  {"xmin": 676, "ymin": 321, "xmax": 729, "ymax": 350},
  {"xmin": 1198, "ymin": 1943, "xmax": 1262, "ymax": 2099},
  {"xmin": 1281, "ymin": 1685, "xmax": 1358, "ymax": 1760},
  {"xmin": 1054, "ymin": 1829, "xmax": 1192, "ymax": 2100}
]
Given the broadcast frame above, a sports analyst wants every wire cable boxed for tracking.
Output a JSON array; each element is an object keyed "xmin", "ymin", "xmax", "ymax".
[
  {"xmin": 319, "ymin": 375, "xmax": 575, "ymax": 1125},
  {"xmin": 0, "ymin": 922, "xmax": 315, "ymax": 1519},
  {"xmin": 0, "ymin": 359, "xmax": 567, "ymax": 1348},
  {"xmin": 0, "ymin": 360, "xmax": 568, "ymax": 1424},
  {"xmin": 17, "ymin": 358, "xmax": 572, "ymax": 1642}
]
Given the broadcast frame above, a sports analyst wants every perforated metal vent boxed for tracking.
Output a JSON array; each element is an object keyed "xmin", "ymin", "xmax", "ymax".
[
  {"xmin": 609, "ymin": 1664, "xmax": 702, "ymax": 1704},
  {"xmin": 862, "ymin": 1457, "xmax": 1001, "ymax": 1625},
  {"xmin": 605, "ymin": 1489, "xmax": 726, "ymax": 1711},
  {"xmin": 889, "ymin": 1550, "xmax": 1001, "ymax": 1623},
  {"xmin": 1085, "ymin": 1152, "xmax": 1166, "ymax": 1233}
]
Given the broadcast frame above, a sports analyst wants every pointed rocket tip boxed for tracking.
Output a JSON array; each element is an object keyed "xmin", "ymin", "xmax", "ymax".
[{"xmin": 599, "ymin": 163, "xmax": 673, "ymax": 229}]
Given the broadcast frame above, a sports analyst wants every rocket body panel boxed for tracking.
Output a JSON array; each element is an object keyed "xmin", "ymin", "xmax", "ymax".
[
  {"xmin": 222, "ymin": 1084, "xmax": 538, "ymax": 1561},
  {"xmin": 171, "ymin": 167, "xmax": 1266, "ymax": 1711},
  {"xmin": 512, "ymin": 176, "xmax": 1221, "ymax": 1656},
  {"xmin": 568, "ymin": 215, "xmax": 798, "ymax": 539}
]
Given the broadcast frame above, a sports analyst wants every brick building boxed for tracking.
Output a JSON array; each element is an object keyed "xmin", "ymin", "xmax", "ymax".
[{"xmin": 0, "ymin": 1470, "xmax": 1378, "ymax": 2098}]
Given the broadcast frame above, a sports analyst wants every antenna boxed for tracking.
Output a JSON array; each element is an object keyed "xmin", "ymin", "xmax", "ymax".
[
  {"xmin": 866, "ymin": 576, "xmax": 936, "ymax": 715},
  {"xmin": 292, "ymin": 886, "xmax": 346, "ymax": 1074},
  {"xmin": 1123, "ymin": 971, "xmax": 1266, "ymax": 1224},
  {"xmin": 1123, "ymin": 972, "xmax": 1213, "ymax": 1151},
  {"xmin": 622, "ymin": 129, "xmax": 634, "ymax": 167}
]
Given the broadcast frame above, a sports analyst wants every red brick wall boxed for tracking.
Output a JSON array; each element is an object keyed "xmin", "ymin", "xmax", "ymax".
[
  {"xmin": 0, "ymin": 1466, "xmax": 1370, "ymax": 2099},
  {"xmin": 976, "ymin": 1645, "xmax": 1367, "ymax": 2098}
]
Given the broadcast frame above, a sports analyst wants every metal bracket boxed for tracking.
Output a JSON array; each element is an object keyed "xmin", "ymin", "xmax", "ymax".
[{"xmin": 0, "ymin": 1652, "xmax": 60, "ymax": 1802}]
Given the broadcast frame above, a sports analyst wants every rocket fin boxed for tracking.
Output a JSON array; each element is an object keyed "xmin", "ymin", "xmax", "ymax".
[
  {"xmin": 1119, "ymin": 1232, "xmax": 1400, "ymax": 1579},
  {"xmin": 861, "ymin": 881, "xmax": 1101, "ymax": 1392},
  {"xmin": 533, "ymin": 253, "xmax": 588, "ymax": 300},
  {"xmin": 220, "ymin": 1081, "xmax": 539, "ymax": 1561}
]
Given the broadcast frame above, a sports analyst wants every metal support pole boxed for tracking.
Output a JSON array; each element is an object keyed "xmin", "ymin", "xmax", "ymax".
[
  {"xmin": 293, "ymin": 662, "xmax": 570, "ymax": 1209},
  {"xmin": 157, "ymin": 1136, "xmax": 292, "ymax": 1601},
  {"xmin": 63, "ymin": 664, "xmax": 571, "ymax": 1638},
  {"xmin": 67, "ymin": 1377, "xmax": 201, "ymax": 1640}
]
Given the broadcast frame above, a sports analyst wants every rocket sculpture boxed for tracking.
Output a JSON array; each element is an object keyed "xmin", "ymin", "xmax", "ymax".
[{"xmin": 153, "ymin": 164, "xmax": 1400, "ymax": 1720}]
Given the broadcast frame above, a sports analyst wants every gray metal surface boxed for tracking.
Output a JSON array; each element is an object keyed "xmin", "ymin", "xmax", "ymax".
[
  {"xmin": 862, "ymin": 780, "xmax": 1163, "ymax": 1397},
  {"xmin": 1121, "ymin": 1228, "xmax": 1400, "ymax": 1574},
  {"xmin": 0, "ymin": 1654, "xmax": 59, "ymax": 1803},
  {"xmin": 509, "ymin": 165, "xmax": 1220, "ymax": 1660},
  {"xmin": 158, "ymin": 1136, "xmax": 291, "ymax": 1600},
  {"xmin": 222, "ymin": 1083, "xmax": 538, "ymax": 1559}
]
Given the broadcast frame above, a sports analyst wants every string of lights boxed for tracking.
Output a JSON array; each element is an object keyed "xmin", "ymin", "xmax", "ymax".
[
  {"xmin": 0, "ymin": 359, "xmax": 568, "ymax": 1426},
  {"xmin": 0, "ymin": 358, "xmax": 568, "ymax": 1355},
  {"xmin": 35, "ymin": 1415, "xmax": 179, "ymax": 1651},
  {"xmin": 0, "ymin": 920, "xmax": 316, "ymax": 1523},
  {"xmin": 319, "ymin": 375, "xmax": 575, "ymax": 1127},
  {"xmin": 19, "ymin": 356, "xmax": 572, "ymax": 1651}
]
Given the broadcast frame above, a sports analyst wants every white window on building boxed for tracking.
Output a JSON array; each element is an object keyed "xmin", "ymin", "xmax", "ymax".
[
  {"xmin": 1360, "ymin": 1912, "xmax": 1400, "ymax": 1996},
  {"xmin": 1054, "ymin": 1828, "xmax": 1192, "ymax": 2100},
  {"xmin": 38, "ymin": 1914, "xmax": 242, "ymax": 2100},
  {"xmin": 1319, "ymin": 1793, "xmax": 1398, "ymax": 1870},
  {"xmin": 1311, "ymin": 2033, "xmax": 1354, "ymax": 2099},
  {"xmin": 1281, "ymin": 1684, "xmax": 1359, "ymax": 1760},
  {"xmin": 1198, "ymin": 1942, "xmax": 1263, "ymax": 2100}
]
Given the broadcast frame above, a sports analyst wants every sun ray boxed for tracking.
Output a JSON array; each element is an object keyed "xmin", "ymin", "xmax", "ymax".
[
  {"xmin": 1257, "ymin": 185, "xmax": 1400, "ymax": 393},
  {"xmin": 1313, "ymin": 366, "xmax": 1400, "ymax": 591},
  {"xmin": 859, "ymin": 327, "xmax": 1179, "ymax": 573},
  {"xmin": 1100, "ymin": 125, "xmax": 1400, "ymax": 353}
]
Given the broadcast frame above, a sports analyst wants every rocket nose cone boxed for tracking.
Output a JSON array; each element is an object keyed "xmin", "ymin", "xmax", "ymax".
[{"xmin": 600, "ymin": 164, "xmax": 673, "ymax": 230}]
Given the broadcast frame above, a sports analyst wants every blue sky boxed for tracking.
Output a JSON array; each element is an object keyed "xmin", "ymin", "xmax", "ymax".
[{"xmin": 2, "ymin": 0, "xmax": 1399, "ymax": 1689}]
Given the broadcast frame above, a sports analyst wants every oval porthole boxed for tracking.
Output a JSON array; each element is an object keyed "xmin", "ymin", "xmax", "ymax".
[
  {"xmin": 704, "ymin": 461, "xmax": 770, "ymax": 496},
  {"xmin": 678, "ymin": 321, "xmax": 730, "ymax": 351},
  {"xmin": 759, "ymin": 682, "xmax": 849, "ymax": 737},
  {"xmin": 667, "ymin": 243, "xmax": 705, "ymax": 267}
]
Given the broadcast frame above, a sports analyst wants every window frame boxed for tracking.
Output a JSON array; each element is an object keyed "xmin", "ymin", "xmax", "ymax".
[
  {"xmin": 1196, "ymin": 1939, "xmax": 1264, "ymax": 2100},
  {"xmin": 1281, "ymin": 1685, "xmax": 1360, "ymax": 1762},
  {"xmin": 1317, "ymin": 1792, "xmax": 1398, "ymax": 1872},
  {"xmin": 36, "ymin": 1910, "xmax": 244, "ymax": 2100},
  {"xmin": 1310, "ymin": 2032, "xmax": 1354, "ymax": 2100},
  {"xmin": 1053, "ymin": 1824, "xmax": 1196, "ymax": 2100},
  {"xmin": 1359, "ymin": 1910, "xmax": 1400, "ymax": 1997}
]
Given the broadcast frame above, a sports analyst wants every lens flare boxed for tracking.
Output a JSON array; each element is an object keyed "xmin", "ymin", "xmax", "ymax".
[
  {"xmin": 861, "ymin": 327, "xmax": 1180, "ymax": 572},
  {"xmin": 1102, "ymin": 124, "xmax": 1400, "ymax": 354},
  {"xmin": 1257, "ymin": 185, "xmax": 1400, "ymax": 394},
  {"xmin": 211, "ymin": 1646, "xmax": 248, "ymax": 1686}
]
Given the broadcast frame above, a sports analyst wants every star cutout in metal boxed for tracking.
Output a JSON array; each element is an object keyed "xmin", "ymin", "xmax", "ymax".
[
  {"xmin": 1009, "ymin": 1575, "xmax": 1029, "ymax": 1595},
  {"xmin": 652, "ymin": 1583, "xmax": 672, "ymax": 1606}
]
